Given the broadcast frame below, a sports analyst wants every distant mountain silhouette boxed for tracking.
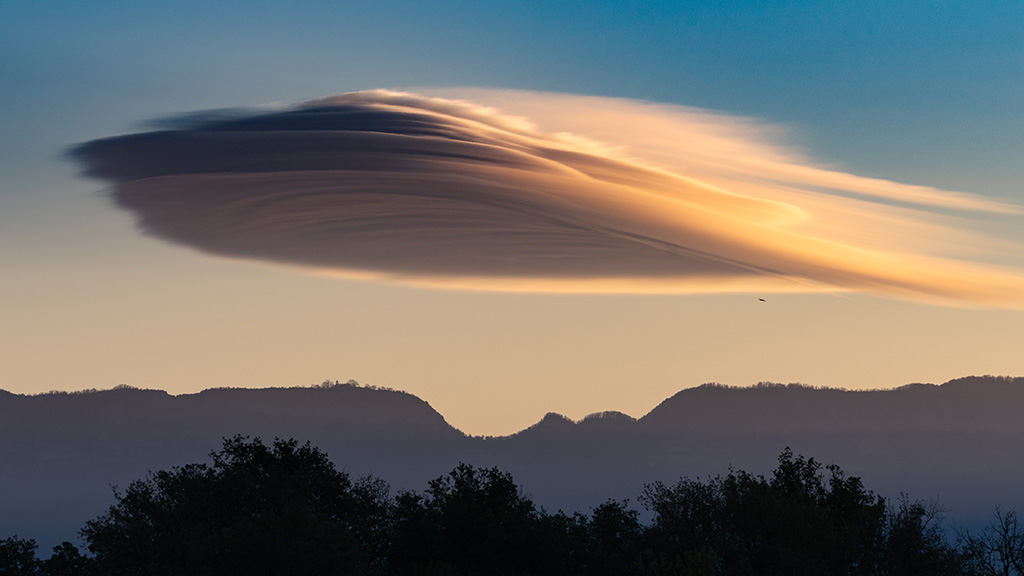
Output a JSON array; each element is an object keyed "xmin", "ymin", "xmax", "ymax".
[{"xmin": 2, "ymin": 376, "xmax": 1022, "ymax": 549}]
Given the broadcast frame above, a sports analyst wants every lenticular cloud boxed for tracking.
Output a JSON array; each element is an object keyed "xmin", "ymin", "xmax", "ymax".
[{"xmin": 72, "ymin": 89, "xmax": 1024, "ymax": 307}]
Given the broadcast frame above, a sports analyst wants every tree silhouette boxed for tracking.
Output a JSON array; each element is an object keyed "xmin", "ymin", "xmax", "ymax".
[
  {"xmin": 642, "ymin": 448, "xmax": 889, "ymax": 576},
  {"xmin": 881, "ymin": 494, "xmax": 962, "ymax": 576},
  {"xmin": 0, "ymin": 537, "xmax": 95, "ymax": 576},
  {"xmin": 40, "ymin": 542, "xmax": 93, "ymax": 576},
  {"xmin": 389, "ymin": 463, "xmax": 550, "ymax": 575},
  {"xmin": 81, "ymin": 435, "xmax": 387, "ymax": 576},
  {"xmin": 4, "ymin": 440, "xmax": 988, "ymax": 575},
  {"xmin": 961, "ymin": 508, "xmax": 1024, "ymax": 576},
  {"xmin": 579, "ymin": 499, "xmax": 644, "ymax": 576},
  {"xmin": 0, "ymin": 536, "xmax": 40, "ymax": 576}
]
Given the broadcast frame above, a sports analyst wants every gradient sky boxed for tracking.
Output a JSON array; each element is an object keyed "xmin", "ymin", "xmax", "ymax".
[{"xmin": 2, "ymin": 1, "xmax": 1023, "ymax": 436}]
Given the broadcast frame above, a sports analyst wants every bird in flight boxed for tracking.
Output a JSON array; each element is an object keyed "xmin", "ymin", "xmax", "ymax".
[{"xmin": 758, "ymin": 298, "xmax": 766, "ymax": 302}]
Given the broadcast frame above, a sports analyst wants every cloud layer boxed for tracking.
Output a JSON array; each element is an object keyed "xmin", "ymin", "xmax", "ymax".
[{"xmin": 72, "ymin": 89, "xmax": 1024, "ymax": 306}]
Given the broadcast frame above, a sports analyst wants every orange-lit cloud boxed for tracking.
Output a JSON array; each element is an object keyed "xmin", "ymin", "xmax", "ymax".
[{"xmin": 72, "ymin": 89, "xmax": 1024, "ymax": 307}]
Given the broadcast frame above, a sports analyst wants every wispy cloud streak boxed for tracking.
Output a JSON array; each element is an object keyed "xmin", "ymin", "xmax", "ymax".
[{"xmin": 72, "ymin": 89, "xmax": 1024, "ymax": 307}]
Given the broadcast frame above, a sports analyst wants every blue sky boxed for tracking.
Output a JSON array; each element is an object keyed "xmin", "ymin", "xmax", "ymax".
[{"xmin": 2, "ymin": 1, "xmax": 1023, "ymax": 434}]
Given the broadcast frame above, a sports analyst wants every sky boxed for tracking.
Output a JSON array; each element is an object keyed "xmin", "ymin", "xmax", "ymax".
[{"xmin": 2, "ymin": 1, "xmax": 1024, "ymax": 436}]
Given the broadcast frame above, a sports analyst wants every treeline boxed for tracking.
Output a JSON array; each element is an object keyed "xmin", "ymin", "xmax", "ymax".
[{"xmin": 2, "ymin": 437, "xmax": 1021, "ymax": 576}]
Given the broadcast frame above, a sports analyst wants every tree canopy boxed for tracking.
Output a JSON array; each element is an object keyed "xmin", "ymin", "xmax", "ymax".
[
  {"xmin": 4, "ymin": 438, "xmax": 1020, "ymax": 575},
  {"xmin": 81, "ymin": 436, "xmax": 388, "ymax": 576}
]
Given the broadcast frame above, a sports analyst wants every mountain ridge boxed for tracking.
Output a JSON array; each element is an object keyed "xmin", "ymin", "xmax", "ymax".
[
  {"xmin": 2, "ymin": 375, "xmax": 1022, "ymax": 550},
  {"xmin": 6, "ymin": 374, "xmax": 1022, "ymax": 437}
]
